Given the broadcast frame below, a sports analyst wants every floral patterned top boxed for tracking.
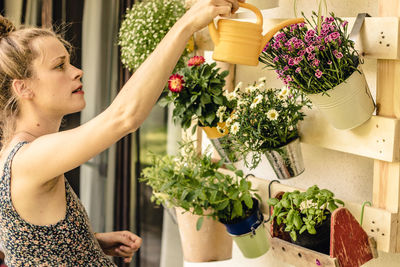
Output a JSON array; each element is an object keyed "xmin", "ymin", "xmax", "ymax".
[{"xmin": 0, "ymin": 142, "xmax": 116, "ymax": 266}]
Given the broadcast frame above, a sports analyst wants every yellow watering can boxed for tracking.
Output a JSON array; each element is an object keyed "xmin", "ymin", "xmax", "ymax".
[{"xmin": 208, "ymin": 3, "xmax": 304, "ymax": 66}]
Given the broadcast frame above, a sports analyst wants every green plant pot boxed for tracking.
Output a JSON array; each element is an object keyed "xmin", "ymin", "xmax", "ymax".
[{"xmin": 231, "ymin": 223, "xmax": 270, "ymax": 258}]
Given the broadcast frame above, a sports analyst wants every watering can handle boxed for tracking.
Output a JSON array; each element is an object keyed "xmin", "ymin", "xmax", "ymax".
[
  {"xmin": 260, "ymin": 18, "xmax": 305, "ymax": 53},
  {"xmin": 208, "ymin": 2, "xmax": 263, "ymax": 46}
]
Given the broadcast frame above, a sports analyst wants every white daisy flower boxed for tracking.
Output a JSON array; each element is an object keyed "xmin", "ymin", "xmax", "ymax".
[
  {"xmin": 257, "ymin": 82, "xmax": 266, "ymax": 90},
  {"xmin": 282, "ymin": 102, "xmax": 288, "ymax": 108},
  {"xmin": 226, "ymin": 92, "xmax": 236, "ymax": 101},
  {"xmin": 277, "ymin": 94, "xmax": 286, "ymax": 100},
  {"xmin": 267, "ymin": 109, "xmax": 279, "ymax": 120},
  {"xmin": 230, "ymin": 122, "xmax": 240, "ymax": 135},
  {"xmin": 280, "ymin": 86, "xmax": 290, "ymax": 96},
  {"xmin": 250, "ymin": 95, "xmax": 263, "ymax": 109},
  {"xmin": 288, "ymin": 125, "xmax": 294, "ymax": 131}
]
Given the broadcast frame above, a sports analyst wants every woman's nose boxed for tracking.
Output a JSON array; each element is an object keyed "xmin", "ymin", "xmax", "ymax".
[{"xmin": 72, "ymin": 65, "xmax": 83, "ymax": 80}]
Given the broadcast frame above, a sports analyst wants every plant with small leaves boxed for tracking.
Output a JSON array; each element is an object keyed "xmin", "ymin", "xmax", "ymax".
[
  {"xmin": 267, "ymin": 185, "xmax": 344, "ymax": 241},
  {"xmin": 140, "ymin": 139, "xmax": 260, "ymax": 230}
]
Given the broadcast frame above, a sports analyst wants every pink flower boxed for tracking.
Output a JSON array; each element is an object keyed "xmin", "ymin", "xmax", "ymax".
[
  {"xmin": 288, "ymin": 58, "xmax": 295, "ymax": 66},
  {"xmin": 295, "ymin": 56, "xmax": 303, "ymax": 64},
  {"xmin": 295, "ymin": 67, "xmax": 301, "ymax": 73},
  {"xmin": 307, "ymin": 53, "xmax": 315, "ymax": 61},
  {"xmin": 168, "ymin": 74, "xmax": 185, "ymax": 93},
  {"xmin": 188, "ymin": 56, "xmax": 205, "ymax": 66},
  {"xmin": 325, "ymin": 17, "xmax": 334, "ymax": 23},
  {"xmin": 329, "ymin": 32, "xmax": 340, "ymax": 40},
  {"xmin": 315, "ymin": 69, "xmax": 323, "ymax": 78},
  {"xmin": 286, "ymin": 75, "xmax": 293, "ymax": 82},
  {"xmin": 298, "ymin": 50, "xmax": 306, "ymax": 56},
  {"xmin": 283, "ymin": 66, "xmax": 289, "ymax": 72},
  {"xmin": 273, "ymin": 56, "xmax": 279, "ymax": 62},
  {"xmin": 327, "ymin": 60, "xmax": 332, "ymax": 65},
  {"xmin": 299, "ymin": 22, "xmax": 305, "ymax": 28},
  {"xmin": 342, "ymin": 21, "xmax": 349, "ymax": 27},
  {"xmin": 306, "ymin": 45, "xmax": 315, "ymax": 54},
  {"xmin": 333, "ymin": 50, "xmax": 344, "ymax": 59},
  {"xmin": 313, "ymin": 59, "xmax": 320, "ymax": 67}
]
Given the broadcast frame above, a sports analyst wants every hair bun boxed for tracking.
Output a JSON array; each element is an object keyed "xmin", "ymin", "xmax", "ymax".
[{"xmin": 0, "ymin": 16, "xmax": 15, "ymax": 38}]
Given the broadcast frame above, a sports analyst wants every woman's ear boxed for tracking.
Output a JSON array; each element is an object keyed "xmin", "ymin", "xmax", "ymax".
[{"xmin": 12, "ymin": 79, "xmax": 34, "ymax": 99}]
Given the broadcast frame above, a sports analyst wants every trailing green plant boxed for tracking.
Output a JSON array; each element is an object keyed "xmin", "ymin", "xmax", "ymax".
[
  {"xmin": 140, "ymin": 140, "xmax": 260, "ymax": 230},
  {"xmin": 267, "ymin": 185, "xmax": 344, "ymax": 241},
  {"xmin": 118, "ymin": 0, "xmax": 191, "ymax": 72},
  {"xmin": 229, "ymin": 79, "xmax": 310, "ymax": 168},
  {"xmin": 259, "ymin": 12, "xmax": 359, "ymax": 95},
  {"xmin": 159, "ymin": 56, "xmax": 235, "ymax": 131}
]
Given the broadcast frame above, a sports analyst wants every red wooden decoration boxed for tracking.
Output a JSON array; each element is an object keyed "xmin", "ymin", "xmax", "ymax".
[{"xmin": 330, "ymin": 207, "xmax": 374, "ymax": 267}]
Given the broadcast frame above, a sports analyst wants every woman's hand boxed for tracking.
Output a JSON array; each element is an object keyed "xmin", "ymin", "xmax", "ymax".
[
  {"xmin": 95, "ymin": 231, "xmax": 142, "ymax": 263},
  {"xmin": 182, "ymin": 0, "xmax": 245, "ymax": 33}
]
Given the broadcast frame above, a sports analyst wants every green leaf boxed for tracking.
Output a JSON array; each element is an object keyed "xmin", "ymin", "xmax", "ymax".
[
  {"xmin": 205, "ymin": 112, "xmax": 215, "ymax": 125},
  {"xmin": 226, "ymin": 164, "xmax": 235, "ymax": 171},
  {"xmin": 196, "ymin": 217, "xmax": 204, "ymax": 231},
  {"xmin": 267, "ymin": 198, "xmax": 279, "ymax": 206},
  {"xmin": 217, "ymin": 199, "xmax": 229, "ymax": 210},
  {"xmin": 200, "ymin": 93, "xmax": 211, "ymax": 105},
  {"xmin": 190, "ymin": 95, "xmax": 198, "ymax": 103},
  {"xmin": 290, "ymin": 230, "xmax": 297, "ymax": 241},
  {"xmin": 235, "ymin": 170, "xmax": 244, "ymax": 177},
  {"xmin": 158, "ymin": 97, "xmax": 170, "ymax": 107},
  {"xmin": 243, "ymin": 194, "xmax": 253, "ymax": 208},
  {"xmin": 233, "ymin": 200, "xmax": 243, "ymax": 217},
  {"xmin": 220, "ymin": 70, "xmax": 229, "ymax": 78},
  {"xmin": 213, "ymin": 95, "xmax": 223, "ymax": 105}
]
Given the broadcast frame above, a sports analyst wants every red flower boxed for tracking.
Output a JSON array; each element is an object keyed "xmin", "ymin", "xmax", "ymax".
[
  {"xmin": 168, "ymin": 74, "xmax": 184, "ymax": 93},
  {"xmin": 188, "ymin": 56, "xmax": 205, "ymax": 66}
]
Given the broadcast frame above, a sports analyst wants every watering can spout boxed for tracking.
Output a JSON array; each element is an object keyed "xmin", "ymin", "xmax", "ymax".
[
  {"xmin": 260, "ymin": 18, "xmax": 305, "ymax": 54},
  {"xmin": 208, "ymin": 21, "xmax": 220, "ymax": 46}
]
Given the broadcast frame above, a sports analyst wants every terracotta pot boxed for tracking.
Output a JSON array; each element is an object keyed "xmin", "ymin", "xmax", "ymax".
[{"xmin": 175, "ymin": 207, "xmax": 232, "ymax": 262}]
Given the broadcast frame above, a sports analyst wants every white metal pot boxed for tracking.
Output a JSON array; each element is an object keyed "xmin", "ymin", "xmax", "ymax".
[{"xmin": 307, "ymin": 69, "xmax": 375, "ymax": 130}]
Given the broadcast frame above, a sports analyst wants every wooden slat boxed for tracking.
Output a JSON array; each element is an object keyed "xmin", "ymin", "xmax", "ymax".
[
  {"xmin": 299, "ymin": 109, "xmax": 400, "ymax": 162},
  {"xmin": 374, "ymin": 0, "xmax": 400, "ymax": 253},
  {"xmin": 219, "ymin": 169, "xmax": 397, "ymax": 253},
  {"xmin": 269, "ymin": 238, "xmax": 339, "ymax": 267},
  {"xmin": 196, "ymin": 17, "xmax": 400, "ymax": 60}
]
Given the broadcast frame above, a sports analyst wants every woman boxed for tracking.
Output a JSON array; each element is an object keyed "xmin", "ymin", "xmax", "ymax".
[{"xmin": 0, "ymin": 0, "xmax": 242, "ymax": 265}]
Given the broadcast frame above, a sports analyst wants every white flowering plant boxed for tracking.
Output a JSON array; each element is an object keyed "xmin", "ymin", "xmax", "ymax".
[
  {"xmin": 229, "ymin": 78, "xmax": 310, "ymax": 168},
  {"xmin": 118, "ymin": 0, "xmax": 191, "ymax": 72}
]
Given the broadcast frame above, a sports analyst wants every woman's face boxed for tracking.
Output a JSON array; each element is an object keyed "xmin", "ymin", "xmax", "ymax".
[{"xmin": 26, "ymin": 36, "xmax": 85, "ymax": 117}]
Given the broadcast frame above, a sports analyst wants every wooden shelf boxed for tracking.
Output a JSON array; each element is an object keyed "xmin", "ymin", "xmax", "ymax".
[
  {"xmin": 270, "ymin": 237, "xmax": 339, "ymax": 267},
  {"xmin": 197, "ymin": 16, "xmax": 400, "ymax": 60},
  {"xmin": 299, "ymin": 109, "xmax": 400, "ymax": 162}
]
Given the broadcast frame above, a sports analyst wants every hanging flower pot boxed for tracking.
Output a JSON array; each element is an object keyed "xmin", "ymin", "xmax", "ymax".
[
  {"xmin": 201, "ymin": 122, "xmax": 242, "ymax": 163},
  {"xmin": 175, "ymin": 208, "xmax": 233, "ymax": 262},
  {"xmin": 264, "ymin": 138, "xmax": 305, "ymax": 179},
  {"xmin": 221, "ymin": 198, "xmax": 270, "ymax": 258},
  {"xmin": 307, "ymin": 68, "xmax": 375, "ymax": 130}
]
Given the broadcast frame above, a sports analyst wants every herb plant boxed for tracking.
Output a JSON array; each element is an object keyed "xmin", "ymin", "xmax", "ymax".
[
  {"xmin": 268, "ymin": 185, "xmax": 344, "ymax": 241},
  {"xmin": 140, "ymin": 140, "xmax": 260, "ymax": 230}
]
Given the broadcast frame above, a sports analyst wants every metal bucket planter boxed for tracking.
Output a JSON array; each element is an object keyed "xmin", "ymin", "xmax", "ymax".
[
  {"xmin": 222, "ymin": 199, "xmax": 270, "ymax": 258},
  {"xmin": 307, "ymin": 69, "xmax": 375, "ymax": 130},
  {"xmin": 264, "ymin": 138, "xmax": 305, "ymax": 180},
  {"xmin": 175, "ymin": 207, "xmax": 232, "ymax": 262},
  {"xmin": 201, "ymin": 123, "xmax": 241, "ymax": 163}
]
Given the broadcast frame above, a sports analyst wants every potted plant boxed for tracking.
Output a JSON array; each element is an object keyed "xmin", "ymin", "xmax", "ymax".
[
  {"xmin": 229, "ymin": 79, "xmax": 310, "ymax": 179},
  {"xmin": 118, "ymin": 0, "xmax": 192, "ymax": 72},
  {"xmin": 159, "ymin": 56, "xmax": 239, "ymax": 162},
  {"xmin": 141, "ymin": 140, "xmax": 269, "ymax": 259},
  {"xmin": 267, "ymin": 185, "xmax": 344, "ymax": 254},
  {"xmin": 140, "ymin": 141, "xmax": 232, "ymax": 262},
  {"xmin": 259, "ymin": 12, "xmax": 375, "ymax": 130}
]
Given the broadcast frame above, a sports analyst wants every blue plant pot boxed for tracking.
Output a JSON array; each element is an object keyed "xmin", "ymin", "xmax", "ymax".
[{"xmin": 223, "ymin": 198, "xmax": 263, "ymax": 235}]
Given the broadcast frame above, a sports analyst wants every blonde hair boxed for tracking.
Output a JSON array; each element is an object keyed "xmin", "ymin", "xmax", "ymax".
[{"xmin": 0, "ymin": 16, "xmax": 70, "ymax": 148}]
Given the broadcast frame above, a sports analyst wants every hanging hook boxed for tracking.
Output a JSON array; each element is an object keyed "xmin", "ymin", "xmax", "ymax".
[
  {"xmin": 360, "ymin": 201, "xmax": 372, "ymax": 226},
  {"xmin": 265, "ymin": 180, "xmax": 281, "ymax": 223},
  {"xmin": 245, "ymin": 173, "xmax": 255, "ymax": 179}
]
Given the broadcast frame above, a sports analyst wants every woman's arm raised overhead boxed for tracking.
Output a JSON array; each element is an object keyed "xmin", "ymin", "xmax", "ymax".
[{"xmin": 13, "ymin": 0, "xmax": 241, "ymax": 184}]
